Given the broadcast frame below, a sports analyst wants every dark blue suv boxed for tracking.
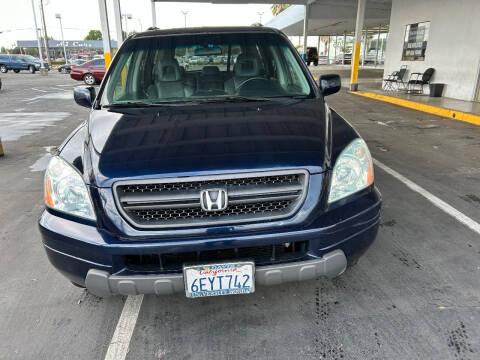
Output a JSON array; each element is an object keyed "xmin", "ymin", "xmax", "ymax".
[
  {"xmin": 0, "ymin": 54, "xmax": 42, "ymax": 73},
  {"xmin": 39, "ymin": 27, "xmax": 381, "ymax": 298}
]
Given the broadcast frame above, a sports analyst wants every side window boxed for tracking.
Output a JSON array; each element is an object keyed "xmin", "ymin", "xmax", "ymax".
[{"xmin": 280, "ymin": 45, "xmax": 310, "ymax": 94}]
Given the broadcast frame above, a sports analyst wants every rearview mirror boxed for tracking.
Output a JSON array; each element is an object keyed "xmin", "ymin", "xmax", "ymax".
[
  {"xmin": 74, "ymin": 86, "xmax": 95, "ymax": 108},
  {"xmin": 319, "ymin": 74, "xmax": 341, "ymax": 96}
]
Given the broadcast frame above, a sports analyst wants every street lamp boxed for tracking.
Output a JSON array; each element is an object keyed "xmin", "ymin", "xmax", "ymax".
[
  {"xmin": 181, "ymin": 10, "xmax": 188, "ymax": 28},
  {"xmin": 257, "ymin": 11, "xmax": 264, "ymax": 25},
  {"xmin": 121, "ymin": 13, "xmax": 132, "ymax": 35},
  {"xmin": 55, "ymin": 13, "xmax": 68, "ymax": 64}
]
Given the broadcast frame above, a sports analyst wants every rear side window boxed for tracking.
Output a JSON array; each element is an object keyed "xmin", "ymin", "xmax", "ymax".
[{"xmin": 0, "ymin": 55, "xmax": 8, "ymax": 61}]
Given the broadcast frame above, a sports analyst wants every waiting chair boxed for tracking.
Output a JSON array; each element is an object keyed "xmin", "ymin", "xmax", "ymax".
[
  {"xmin": 407, "ymin": 68, "xmax": 435, "ymax": 94},
  {"xmin": 382, "ymin": 66, "xmax": 408, "ymax": 91}
]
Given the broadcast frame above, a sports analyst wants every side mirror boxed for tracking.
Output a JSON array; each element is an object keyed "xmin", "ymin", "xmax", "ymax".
[
  {"xmin": 319, "ymin": 74, "xmax": 341, "ymax": 96},
  {"xmin": 74, "ymin": 86, "xmax": 96, "ymax": 108}
]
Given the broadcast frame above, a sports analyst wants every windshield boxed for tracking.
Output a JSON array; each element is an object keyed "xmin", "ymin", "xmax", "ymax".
[{"xmin": 101, "ymin": 32, "xmax": 313, "ymax": 106}]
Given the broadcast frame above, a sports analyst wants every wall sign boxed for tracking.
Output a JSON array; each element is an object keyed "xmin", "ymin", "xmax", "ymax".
[{"xmin": 402, "ymin": 21, "xmax": 430, "ymax": 61}]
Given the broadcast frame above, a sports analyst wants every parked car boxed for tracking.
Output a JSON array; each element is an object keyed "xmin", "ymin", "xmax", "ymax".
[
  {"xmin": 70, "ymin": 59, "xmax": 106, "ymax": 85},
  {"xmin": 23, "ymin": 55, "xmax": 49, "ymax": 70},
  {"xmin": 0, "ymin": 54, "xmax": 41, "ymax": 73},
  {"xmin": 39, "ymin": 26, "xmax": 381, "ymax": 298},
  {"xmin": 306, "ymin": 46, "xmax": 319, "ymax": 66},
  {"xmin": 336, "ymin": 53, "xmax": 352, "ymax": 64},
  {"xmin": 58, "ymin": 59, "xmax": 86, "ymax": 74},
  {"xmin": 318, "ymin": 55, "xmax": 329, "ymax": 65}
]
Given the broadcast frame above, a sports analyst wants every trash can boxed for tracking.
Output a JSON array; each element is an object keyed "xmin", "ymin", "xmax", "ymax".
[{"xmin": 429, "ymin": 83, "xmax": 444, "ymax": 97}]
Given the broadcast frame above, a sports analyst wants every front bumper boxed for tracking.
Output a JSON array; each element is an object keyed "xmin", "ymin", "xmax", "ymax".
[
  {"xmin": 85, "ymin": 250, "xmax": 346, "ymax": 297},
  {"xmin": 39, "ymin": 187, "xmax": 381, "ymax": 295}
]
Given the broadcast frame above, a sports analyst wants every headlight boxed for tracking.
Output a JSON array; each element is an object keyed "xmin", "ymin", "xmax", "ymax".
[
  {"xmin": 44, "ymin": 156, "xmax": 96, "ymax": 221},
  {"xmin": 328, "ymin": 138, "xmax": 374, "ymax": 204}
]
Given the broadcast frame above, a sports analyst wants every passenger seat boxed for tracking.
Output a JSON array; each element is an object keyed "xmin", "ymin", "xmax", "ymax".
[
  {"xmin": 148, "ymin": 59, "xmax": 193, "ymax": 99},
  {"xmin": 198, "ymin": 66, "xmax": 224, "ymax": 92}
]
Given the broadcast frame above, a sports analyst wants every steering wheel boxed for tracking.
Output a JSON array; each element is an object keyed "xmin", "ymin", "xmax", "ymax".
[{"xmin": 235, "ymin": 77, "xmax": 266, "ymax": 91}]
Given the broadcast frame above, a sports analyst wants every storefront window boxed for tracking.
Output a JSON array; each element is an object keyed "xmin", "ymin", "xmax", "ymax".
[{"xmin": 402, "ymin": 22, "xmax": 430, "ymax": 61}]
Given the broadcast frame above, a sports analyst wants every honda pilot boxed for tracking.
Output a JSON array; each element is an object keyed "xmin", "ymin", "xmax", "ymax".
[{"xmin": 39, "ymin": 27, "xmax": 381, "ymax": 298}]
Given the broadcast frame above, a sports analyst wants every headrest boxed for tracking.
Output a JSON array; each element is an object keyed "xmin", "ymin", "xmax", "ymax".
[
  {"xmin": 157, "ymin": 59, "xmax": 182, "ymax": 82},
  {"xmin": 234, "ymin": 54, "xmax": 260, "ymax": 77},
  {"xmin": 202, "ymin": 66, "xmax": 220, "ymax": 75}
]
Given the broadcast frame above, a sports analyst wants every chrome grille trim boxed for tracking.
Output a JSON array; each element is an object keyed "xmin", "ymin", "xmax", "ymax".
[{"xmin": 113, "ymin": 170, "xmax": 309, "ymax": 229}]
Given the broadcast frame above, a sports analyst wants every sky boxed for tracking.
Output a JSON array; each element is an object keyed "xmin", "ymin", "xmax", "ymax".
[{"xmin": 0, "ymin": 0, "xmax": 276, "ymax": 48}]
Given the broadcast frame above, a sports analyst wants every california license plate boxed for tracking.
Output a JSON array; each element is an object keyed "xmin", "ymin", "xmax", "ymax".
[{"xmin": 183, "ymin": 261, "xmax": 255, "ymax": 298}]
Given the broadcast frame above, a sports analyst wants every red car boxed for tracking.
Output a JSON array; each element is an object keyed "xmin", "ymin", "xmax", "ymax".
[{"xmin": 70, "ymin": 59, "xmax": 106, "ymax": 85}]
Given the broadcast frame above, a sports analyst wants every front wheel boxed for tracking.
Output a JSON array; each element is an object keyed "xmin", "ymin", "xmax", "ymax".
[
  {"xmin": 29, "ymin": 65, "xmax": 36, "ymax": 74},
  {"xmin": 0, "ymin": 65, "xmax": 7, "ymax": 73},
  {"xmin": 83, "ymin": 73, "xmax": 95, "ymax": 85},
  {"xmin": 314, "ymin": 61, "xmax": 318, "ymax": 66},
  {"xmin": 14, "ymin": 69, "xmax": 20, "ymax": 73}
]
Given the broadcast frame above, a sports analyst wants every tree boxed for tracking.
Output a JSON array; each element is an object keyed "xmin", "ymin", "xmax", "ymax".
[
  {"xmin": 1, "ymin": 47, "xmax": 6, "ymax": 54},
  {"xmin": 85, "ymin": 30, "xmax": 102, "ymax": 41},
  {"xmin": 271, "ymin": 4, "xmax": 290, "ymax": 16}
]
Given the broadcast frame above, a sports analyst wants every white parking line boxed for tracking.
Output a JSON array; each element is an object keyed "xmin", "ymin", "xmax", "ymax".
[
  {"xmin": 104, "ymin": 295, "xmax": 144, "ymax": 360},
  {"xmin": 374, "ymin": 158, "xmax": 480, "ymax": 235},
  {"xmin": 31, "ymin": 87, "xmax": 49, "ymax": 93}
]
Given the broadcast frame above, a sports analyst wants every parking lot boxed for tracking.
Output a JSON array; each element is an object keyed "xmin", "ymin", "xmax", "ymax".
[{"xmin": 0, "ymin": 70, "xmax": 479, "ymax": 359}]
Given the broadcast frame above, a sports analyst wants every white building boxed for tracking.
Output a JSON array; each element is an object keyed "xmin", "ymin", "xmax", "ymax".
[{"xmin": 266, "ymin": 0, "xmax": 480, "ymax": 102}]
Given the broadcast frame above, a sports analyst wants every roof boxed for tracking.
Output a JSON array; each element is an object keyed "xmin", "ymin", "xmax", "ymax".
[{"xmin": 131, "ymin": 26, "xmax": 284, "ymax": 39}]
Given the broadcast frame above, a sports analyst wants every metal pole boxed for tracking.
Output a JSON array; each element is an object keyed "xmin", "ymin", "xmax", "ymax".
[
  {"xmin": 113, "ymin": 0, "xmax": 124, "ymax": 46},
  {"xmin": 350, "ymin": 0, "xmax": 366, "ymax": 91},
  {"xmin": 39, "ymin": 0, "xmax": 51, "ymax": 65},
  {"xmin": 124, "ymin": 15, "xmax": 129, "ymax": 35},
  {"xmin": 362, "ymin": 28, "xmax": 367, "ymax": 67},
  {"xmin": 181, "ymin": 11, "xmax": 188, "ymax": 28},
  {"xmin": 302, "ymin": 4, "xmax": 310, "ymax": 60},
  {"xmin": 317, "ymin": 36, "xmax": 321, "ymax": 54},
  {"xmin": 374, "ymin": 25, "xmax": 381, "ymax": 67},
  {"xmin": 56, "ymin": 15, "xmax": 68, "ymax": 64},
  {"xmin": 30, "ymin": 0, "xmax": 44, "ymax": 69},
  {"xmin": 151, "ymin": 0, "xmax": 157, "ymax": 28},
  {"xmin": 343, "ymin": 31, "xmax": 346, "ymax": 64},
  {"xmin": 333, "ymin": 35, "xmax": 337, "ymax": 63},
  {"xmin": 327, "ymin": 35, "xmax": 330, "ymax": 62},
  {"xmin": 97, "ymin": 0, "xmax": 112, "ymax": 69}
]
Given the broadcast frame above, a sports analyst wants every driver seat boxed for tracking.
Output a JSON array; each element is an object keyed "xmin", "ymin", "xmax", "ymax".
[{"xmin": 224, "ymin": 54, "xmax": 262, "ymax": 94}]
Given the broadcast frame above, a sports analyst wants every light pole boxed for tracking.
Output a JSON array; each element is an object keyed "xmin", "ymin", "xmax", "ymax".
[
  {"xmin": 39, "ymin": 0, "xmax": 51, "ymax": 65},
  {"xmin": 257, "ymin": 11, "xmax": 264, "ymax": 25},
  {"xmin": 122, "ymin": 13, "xmax": 132, "ymax": 35},
  {"xmin": 30, "ymin": 0, "xmax": 45, "ymax": 70},
  {"xmin": 55, "ymin": 13, "xmax": 68, "ymax": 64},
  {"xmin": 181, "ymin": 11, "xmax": 188, "ymax": 28}
]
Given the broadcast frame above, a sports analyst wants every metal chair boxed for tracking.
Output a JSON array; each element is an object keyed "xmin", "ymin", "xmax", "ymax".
[
  {"xmin": 407, "ymin": 68, "xmax": 435, "ymax": 94},
  {"xmin": 383, "ymin": 66, "xmax": 408, "ymax": 91}
]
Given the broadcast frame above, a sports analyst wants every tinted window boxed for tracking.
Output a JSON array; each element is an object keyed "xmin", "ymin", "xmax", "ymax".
[{"xmin": 0, "ymin": 55, "xmax": 9, "ymax": 60}]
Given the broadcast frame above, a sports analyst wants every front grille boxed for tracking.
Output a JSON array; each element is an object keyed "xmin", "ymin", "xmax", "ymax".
[
  {"xmin": 125, "ymin": 241, "xmax": 309, "ymax": 272},
  {"xmin": 114, "ymin": 170, "xmax": 308, "ymax": 229}
]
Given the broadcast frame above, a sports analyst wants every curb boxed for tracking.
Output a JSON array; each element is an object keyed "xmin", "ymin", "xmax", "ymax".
[{"xmin": 349, "ymin": 91, "xmax": 480, "ymax": 126}]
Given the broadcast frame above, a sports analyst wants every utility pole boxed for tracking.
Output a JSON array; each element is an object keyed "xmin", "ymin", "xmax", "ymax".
[
  {"xmin": 257, "ymin": 11, "xmax": 264, "ymax": 25},
  {"xmin": 55, "ymin": 14, "xmax": 68, "ymax": 64},
  {"xmin": 39, "ymin": 0, "xmax": 51, "ymax": 65},
  {"xmin": 30, "ymin": 0, "xmax": 44, "ymax": 70},
  {"xmin": 181, "ymin": 11, "xmax": 188, "ymax": 28}
]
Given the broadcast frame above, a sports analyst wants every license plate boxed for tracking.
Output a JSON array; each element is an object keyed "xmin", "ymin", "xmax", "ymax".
[{"xmin": 183, "ymin": 261, "xmax": 255, "ymax": 298}]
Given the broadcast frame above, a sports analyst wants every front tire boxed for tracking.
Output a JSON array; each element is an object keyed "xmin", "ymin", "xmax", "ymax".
[
  {"xmin": 83, "ymin": 73, "xmax": 95, "ymax": 85},
  {"xmin": 14, "ymin": 69, "xmax": 20, "ymax": 73},
  {"xmin": 29, "ymin": 65, "xmax": 36, "ymax": 74},
  {"xmin": 314, "ymin": 60, "xmax": 318, "ymax": 66},
  {"xmin": 0, "ymin": 65, "xmax": 7, "ymax": 73}
]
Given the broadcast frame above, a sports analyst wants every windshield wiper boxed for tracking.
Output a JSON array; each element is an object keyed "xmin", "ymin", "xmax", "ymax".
[
  {"xmin": 102, "ymin": 101, "xmax": 167, "ymax": 108},
  {"xmin": 197, "ymin": 96, "xmax": 272, "ymax": 103}
]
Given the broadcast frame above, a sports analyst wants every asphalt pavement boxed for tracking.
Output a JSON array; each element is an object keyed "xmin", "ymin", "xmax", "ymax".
[{"xmin": 0, "ymin": 70, "xmax": 478, "ymax": 360}]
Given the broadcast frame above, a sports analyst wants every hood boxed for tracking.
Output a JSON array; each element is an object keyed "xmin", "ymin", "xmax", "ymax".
[{"xmin": 88, "ymin": 99, "xmax": 327, "ymax": 187}]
